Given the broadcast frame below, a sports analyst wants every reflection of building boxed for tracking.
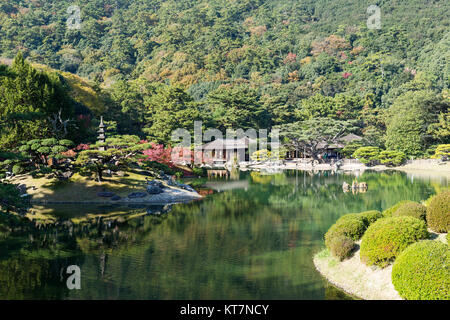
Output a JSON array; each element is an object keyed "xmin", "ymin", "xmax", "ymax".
[
  {"xmin": 204, "ymin": 180, "xmax": 249, "ymax": 192},
  {"xmin": 286, "ymin": 134, "xmax": 363, "ymax": 160},
  {"xmin": 202, "ymin": 138, "xmax": 255, "ymax": 165},
  {"xmin": 207, "ymin": 168, "xmax": 240, "ymax": 180}
]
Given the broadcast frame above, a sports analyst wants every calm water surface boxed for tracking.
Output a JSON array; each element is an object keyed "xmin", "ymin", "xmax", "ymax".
[{"xmin": 0, "ymin": 169, "xmax": 447, "ymax": 299}]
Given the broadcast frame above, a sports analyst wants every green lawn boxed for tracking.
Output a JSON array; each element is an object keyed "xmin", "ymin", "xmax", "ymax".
[{"xmin": 11, "ymin": 170, "xmax": 149, "ymax": 203}]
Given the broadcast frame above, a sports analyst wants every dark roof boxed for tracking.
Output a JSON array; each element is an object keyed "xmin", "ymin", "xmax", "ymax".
[
  {"xmin": 317, "ymin": 142, "xmax": 345, "ymax": 149},
  {"xmin": 339, "ymin": 133, "xmax": 363, "ymax": 143},
  {"xmin": 202, "ymin": 137, "xmax": 256, "ymax": 150},
  {"xmin": 316, "ymin": 134, "xmax": 363, "ymax": 150}
]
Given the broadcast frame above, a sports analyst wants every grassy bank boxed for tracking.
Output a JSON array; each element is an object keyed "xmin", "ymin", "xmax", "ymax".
[{"xmin": 11, "ymin": 171, "xmax": 150, "ymax": 203}]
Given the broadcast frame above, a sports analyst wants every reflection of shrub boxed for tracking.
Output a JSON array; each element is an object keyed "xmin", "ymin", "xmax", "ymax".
[
  {"xmin": 392, "ymin": 202, "xmax": 427, "ymax": 221},
  {"xmin": 426, "ymin": 191, "xmax": 450, "ymax": 233},
  {"xmin": 328, "ymin": 235, "xmax": 355, "ymax": 261},
  {"xmin": 360, "ymin": 216, "xmax": 429, "ymax": 267},
  {"xmin": 377, "ymin": 150, "xmax": 406, "ymax": 166},
  {"xmin": 392, "ymin": 241, "xmax": 449, "ymax": 300},
  {"xmin": 382, "ymin": 200, "xmax": 415, "ymax": 218},
  {"xmin": 353, "ymin": 147, "xmax": 380, "ymax": 166}
]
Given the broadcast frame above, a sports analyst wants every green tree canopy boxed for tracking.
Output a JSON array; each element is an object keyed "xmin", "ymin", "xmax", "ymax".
[
  {"xmin": 385, "ymin": 90, "xmax": 449, "ymax": 157},
  {"xmin": 75, "ymin": 135, "xmax": 151, "ymax": 182},
  {"xmin": 0, "ymin": 53, "xmax": 75, "ymax": 148},
  {"xmin": 143, "ymin": 85, "xmax": 201, "ymax": 144},
  {"xmin": 275, "ymin": 118, "xmax": 357, "ymax": 160}
]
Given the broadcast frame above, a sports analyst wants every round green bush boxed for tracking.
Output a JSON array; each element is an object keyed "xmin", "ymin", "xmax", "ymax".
[
  {"xmin": 392, "ymin": 240, "xmax": 449, "ymax": 300},
  {"xmin": 328, "ymin": 235, "xmax": 355, "ymax": 261},
  {"xmin": 325, "ymin": 215, "xmax": 366, "ymax": 250},
  {"xmin": 51, "ymin": 145, "xmax": 68, "ymax": 154},
  {"xmin": 12, "ymin": 164, "xmax": 23, "ymax": 175},
  {"xmin": 358, "ymin": 210, "xmax": 383, "ymax": 226},
  {"xmin": 41, "ymin": 138, "xmax": 58, "ymax": 146},
  {"xmin": 382, "ymin": 200, "xmax": 416, "ymax": 218},
  {"xmin": 360, "ymin": 216, "xmax": 429, "ymax": 268},
  {"xmin": 392, "ymin": 201, "xmax": 427, "ymax": 221},
  {"xmin": 426, "ymin": 191, "xmax": 450, "ymax": 233},
  {"xmin": 334, "ymin": 213, "xmax": 361, "ymax": 224}
]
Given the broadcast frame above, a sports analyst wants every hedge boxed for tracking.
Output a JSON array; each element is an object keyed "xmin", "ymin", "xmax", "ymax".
[
  {"xmin": 324, "ymin": 211, "xmax": 381, "ymax": 260},
  {"xmin": 358, "ymin": 210, "xmax": 383, "ymax": 226},
  {"xmin": 426, "ymin": 191, "xmax": 450, "ymax": 233},
  {"xmin": 392, "ymin": 241, "xmax": 449, "ymax": 300},
  {"xmin": 392, "ymin": 202, "xmax": 427, "ymax": 221},
  {"xmin": 327, "ymin": 235, "xmax": 356, "ymax": 261},
  {"xmin": 325, "ymin": 215, "xmax": 366, "ymax": 244},
  {"xmin": 382, "ymin": 200, "xmax": 416, "ymax": 218},
  {"xmin": 377, "ymin": 150, "xmax": 406, "ymax": 166},
  {"xmin": 353, "ymin": 147, "xmax": 380, "ymax": 166},
  {"xmin": 360, "ymin": 216, "xmax": 429, "ymax": 267}
]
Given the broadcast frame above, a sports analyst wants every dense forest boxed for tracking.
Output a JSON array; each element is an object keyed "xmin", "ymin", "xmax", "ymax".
[{"xmin": 0, "ymin": 0, "xmax": 449, "ymax": 157}]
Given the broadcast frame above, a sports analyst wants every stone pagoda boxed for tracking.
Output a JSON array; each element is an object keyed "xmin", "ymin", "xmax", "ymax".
[{"xmin": 97, "ymin": 116, "xmax": 107, "ymax": 151}]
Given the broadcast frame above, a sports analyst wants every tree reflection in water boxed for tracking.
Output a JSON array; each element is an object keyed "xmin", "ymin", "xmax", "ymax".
[{"xmin": 0, "ymin": 170, "xmax": 446, "ymax": 299}]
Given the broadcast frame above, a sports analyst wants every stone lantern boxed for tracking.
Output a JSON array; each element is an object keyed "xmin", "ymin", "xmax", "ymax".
[{"xmin": 97, "ymin": 116, "xmax": 106, "ymax": 151}]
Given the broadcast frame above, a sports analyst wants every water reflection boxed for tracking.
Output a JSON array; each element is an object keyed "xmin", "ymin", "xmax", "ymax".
[{"xmin": 0, "ymin": 170, "xmax": 447, "ymax": 299}]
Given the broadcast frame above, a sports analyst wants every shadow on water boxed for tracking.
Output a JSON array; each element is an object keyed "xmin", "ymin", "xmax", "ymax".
[{"xmin": 0, "ymin": 169, "xmax": 447, "ymax": 299}]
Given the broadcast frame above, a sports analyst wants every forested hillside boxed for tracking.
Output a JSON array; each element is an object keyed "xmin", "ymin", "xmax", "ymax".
[{"xmin": 0, "ymin": 0, "xmax": 449, "ymax": 157}]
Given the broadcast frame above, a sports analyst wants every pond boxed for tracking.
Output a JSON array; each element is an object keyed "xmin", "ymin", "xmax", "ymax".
[{"xmin": 0, "ymin": 169, "xmax": 447, "ymax": 300}]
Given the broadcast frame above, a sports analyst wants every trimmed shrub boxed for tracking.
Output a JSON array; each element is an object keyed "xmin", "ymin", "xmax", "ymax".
[
  {"xmin": 426, "ymin": 191, "xmax": 450, "ymax": 233},
  {"xmin": 328, "ymin": 235, "xmax": 355, "ymax": 261},
  {"xmin": 142, "ymin": 160, "xmax": 175, "ymax": 175},
  {"xmin": 41, "ymin": 138, "xmax": 58, "ymax": 146},
  {"xmin": 358, "ymin": 210, "xmax": 383, "ymax": 226},
  {"xmin": 192, "ymin": 167, "xmax": 206, "ymax": 177},
  {"xmin": 59, "ymin": 139, "xmax": 74, "ymax": 147},
  {"xmin": 377, "ymin": 150, "xmax": 406, "ymax": 166},
  {"xmin": 325, "ymin": 215, "xmax": 366, "ymax": 247},
  {"xmin": 324, "ymin": 210, "xmax": 388, "ymax": 262},
  {"xmin": 335, "ymin": 213, "xmax": 359, "ymax": 224},
  {"xmin": 353, "ymin": 147, "xmax": 380, "ymax": 166},
  {"xmin": 392, "ymin": 241, "xmax": 449, "ymax": 300},
  {"xmin": 432, "ymin": 144, "xmax": 450, "ymax": 159},
  {"xmin": 392, "ymin": 201, "xmax": 427, "ymax": 221},
  {"xmin": 12, "ymin": 164, "xmax": 23, "ymax": 175},
  {"xmin": 360, "ymin": 216, "xmax": 429, "ymax": 267},
  {"xmin": 382, "ymin": 200, "xmax": 415, "ymax": 218}
]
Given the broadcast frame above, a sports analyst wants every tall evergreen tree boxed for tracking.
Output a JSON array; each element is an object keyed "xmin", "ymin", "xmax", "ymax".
[{"xmin": 0, "ymin": 53, "xmax": 74, "ymax": 148}]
